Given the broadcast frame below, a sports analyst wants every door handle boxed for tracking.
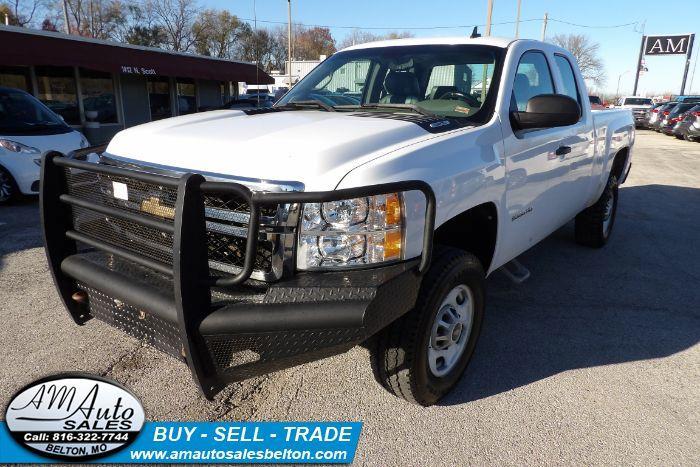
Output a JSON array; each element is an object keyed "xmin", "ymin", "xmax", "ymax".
[{"xmin": 555, "ymin": 145, "xmax": 571, "ymax": 156}]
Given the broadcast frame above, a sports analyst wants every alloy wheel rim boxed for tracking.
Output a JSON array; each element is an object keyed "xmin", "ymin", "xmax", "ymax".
[
  {"xmin": 427, "ymin": 284, "xmax": 474, "ymax": 377},
  {"xmin": 0, "ymin": 171, "xmax": 12, "ymax": 202}
]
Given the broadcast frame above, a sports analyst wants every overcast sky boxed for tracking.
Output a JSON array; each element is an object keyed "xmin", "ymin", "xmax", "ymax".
[{"xmin": 210, "ymin": 0, "xmax": 700, "ymax": 96}]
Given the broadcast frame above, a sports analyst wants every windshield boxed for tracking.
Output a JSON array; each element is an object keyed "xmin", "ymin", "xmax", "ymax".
[
  {"xmin": 623, "ymin": 98, "xmax": 653, "ymax": 106},
  {"xmin": 589, "ymin": 96, "xmax": 602, "ymax": 105},
  {"xmin": 278, "ymin": 45, "xmax": 503, "ymax": 121},
  {"xmin": 0, "ymin": 88, "xmax": 70, "ymax": 135}
]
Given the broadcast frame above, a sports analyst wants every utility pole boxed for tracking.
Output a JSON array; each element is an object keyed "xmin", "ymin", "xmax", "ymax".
[
  {"xmin": 515, "ymin": 0, "xmax": 521, "ymax": 38},
  {"xmin": 540, "ymin": 12, "xmax": 548, "ymax": 41},
  {"xmin": 689, "ymin": 45, "xmax": 699, "ymax": 93},
  {"xmin": 680, "ymin": 34, "xmax": 695, "ymax": 95},
  {"xmin": 632, "ymin": 36, "xmax": 646, "ymax": 96},
  {"xmin": 485, "ymin": 0, "xmax": 494, "ymax": 36},
  {"xmin": 287, "ymin": 0, "xmax": 292, "ymax": 89},
  {"xmin": 62, "ymin": 0, "xmax": 71, "ymax": 34}
]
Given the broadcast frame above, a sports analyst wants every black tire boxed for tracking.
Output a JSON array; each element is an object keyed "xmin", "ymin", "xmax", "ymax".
[
  {"xmin": 575, "ymin": 175, "xmax": 618, "ymax": 248},
  {"xmin": 0, "ymin": 166, "xmax": 18, "ymax": 205},
  {"xmin": 370, "ymin": 247, "xmax": 485, "ymax": 406}
]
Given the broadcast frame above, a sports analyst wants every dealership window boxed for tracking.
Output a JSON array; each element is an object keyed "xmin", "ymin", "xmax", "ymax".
[
  {"xmin": 79, "ymin": 68, "xmax": 118, "ymax": 124},
  {"xmin": 35, "ymin": 66, "xmax": 80, "ymax": 124},
  {"xmin": 0, "ymin": 66, "xmax": 31, "ymax": 92},
  {"xmin": 147, "ymin": 77, "xmax": 172, "ymax": 120},
  {"xmin": 220, "ymin": 81, "xmax": 228, "ymax": 104},
  {"xmin": 176, "ymin": 78, "xmax": 196, "ymax": 115}
]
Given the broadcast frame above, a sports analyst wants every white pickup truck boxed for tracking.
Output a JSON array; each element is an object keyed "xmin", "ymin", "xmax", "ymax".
[
  {"xmin": 41, "ymin": 36, "xmax": 634, "ymax": 406},
  {"xmin": 615, "ymin": 96, "xmax": 654, "ymax": 127}
]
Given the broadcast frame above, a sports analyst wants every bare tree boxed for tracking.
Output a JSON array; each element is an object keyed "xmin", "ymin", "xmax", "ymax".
[
  {"xmin": 384, "ymin": 30, "xmax": 414, "ymax": 40},
  {"xmin": 338, "ymin": 29, "xmax": 414, "ymax": 50},
  {"xmin": 338, "ymin": 30, "xmax": 383, "ymax": 50},
  {"xmin": 551, "ymin": 33, "xmax": 606, "ymax": 86},
  {"xmin": 147, "ymin": 0, "xmax": 200, "ymax": 52},
  {"xmin": 237, "ymin": 26, "xmax": 277, "ymax": 71},
  {"xmin": 269, "ymin": 25, "xmax": 289, "ymax": 71},
  {"xmin": 63, "ymin": 0, "xmax": 125, "ymax": 39},
  {"xmin": 112, "ymin": 1, "xmax": 166, "ymax": 46},
  {"xmin": 1, "ymin": 0, "xmax": 44, "ymax": 27}
]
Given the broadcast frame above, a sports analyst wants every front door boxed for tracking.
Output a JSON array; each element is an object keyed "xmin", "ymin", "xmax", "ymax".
[{"xmin": 499, "ymin": 49, "xmax": 575, "ymax": 261}]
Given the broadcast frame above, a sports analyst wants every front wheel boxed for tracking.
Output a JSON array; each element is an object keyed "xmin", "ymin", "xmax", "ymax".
[
  {"xmin": 370, "ymin": 247, "xmax": 485, "ymax": 406},
  {"xmin": 575, "ymin": 175, "xmax": 618, "ymax": 248}
]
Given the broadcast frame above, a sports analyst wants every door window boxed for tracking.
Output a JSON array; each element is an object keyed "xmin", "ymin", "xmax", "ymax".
[
  {"xmin": 147, "ymin": 77, "xmax": 172, "ymax": 120},
  {"xmin": 512, "ymin": 51, "xmax": 554, "ymax": 111},
  {"xmin": 176, "ymin": 78, "xmax": 196, "ymax": 115},
  {"xmin": 79, "ymin": 68, "xmax": 118, "ymax": 124}
]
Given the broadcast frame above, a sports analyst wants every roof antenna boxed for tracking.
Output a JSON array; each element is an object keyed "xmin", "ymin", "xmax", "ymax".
[{"xmin": 470, "ymin": 26, "xmax": 481, "ymax": 39}]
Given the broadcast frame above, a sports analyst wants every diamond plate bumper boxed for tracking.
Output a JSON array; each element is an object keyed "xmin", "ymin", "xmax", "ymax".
[{"xmin": 40, "ymin": 151, "xmax": 435, "ymax": 399}]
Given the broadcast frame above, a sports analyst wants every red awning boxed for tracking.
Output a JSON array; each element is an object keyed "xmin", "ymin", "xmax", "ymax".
[{"xmin": 0, "ymin": 26, "xmax": 273, "ymax": 84}]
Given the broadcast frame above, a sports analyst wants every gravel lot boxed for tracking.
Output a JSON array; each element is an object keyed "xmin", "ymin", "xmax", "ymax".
[{"xmin": 1, "ymin": 130, "xmax": 698, "ymax": 465}]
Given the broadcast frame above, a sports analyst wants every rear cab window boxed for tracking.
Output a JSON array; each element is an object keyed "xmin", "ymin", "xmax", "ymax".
[
  {"xmin": 623, "ymin": 98, "xmax": 653, "ymax": 106},
  {"xmin": 553, "ymin": 54, "xmax": 582, "ymax": 113}
]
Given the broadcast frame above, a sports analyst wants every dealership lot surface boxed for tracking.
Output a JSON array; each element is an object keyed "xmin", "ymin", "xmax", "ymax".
[{"xmin": 1, "ymin": 131, "xmax": 698, "ymax": 466}]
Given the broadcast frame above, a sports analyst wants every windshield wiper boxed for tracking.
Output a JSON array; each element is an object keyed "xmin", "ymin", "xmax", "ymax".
[
  {"xmin": 278, "ymin": 100, "xmax": 336, "ymax": 112},
  {"xmin": 27, "ymin": 121, "xmax": 62, "ymax": 128},
  {"xmin": 335, "ymin": 103, "xmax": 438, "ymax": 118}
]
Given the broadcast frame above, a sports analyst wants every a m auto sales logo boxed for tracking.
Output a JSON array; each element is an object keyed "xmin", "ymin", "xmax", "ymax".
[{"xmin": 5, "ymin": 373, "xmax": 145, "ymax": 460}]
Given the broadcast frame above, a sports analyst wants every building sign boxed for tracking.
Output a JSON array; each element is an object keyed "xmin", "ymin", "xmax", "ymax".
[
  {"xmin": 644, "ymin": 35, "xmax": 693, "ymax": 55},
  {"xmin": 634, "ymin": 33, "xmax": 695, "ymax": 96},
  {"xmin": 120, "ymin": 66, "xmax": 157, "ymax": 75}
]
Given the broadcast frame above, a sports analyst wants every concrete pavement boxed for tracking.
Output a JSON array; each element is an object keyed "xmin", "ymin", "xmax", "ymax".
[{"xmin": 1, "ymin": 130, "xmax": 698, "ymax": 465}]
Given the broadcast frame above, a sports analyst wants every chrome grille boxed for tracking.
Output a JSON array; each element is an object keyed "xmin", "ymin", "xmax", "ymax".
[{"xmin": 64, "ymin": 164, "xmax": 297, "ymax": 282}]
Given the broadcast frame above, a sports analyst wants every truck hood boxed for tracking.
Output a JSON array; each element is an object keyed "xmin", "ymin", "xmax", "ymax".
[{"xmin": 106, "ymin": 109, "xmax": 433, "ymax": 191}]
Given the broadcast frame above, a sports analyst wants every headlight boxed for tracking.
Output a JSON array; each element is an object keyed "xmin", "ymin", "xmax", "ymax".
[
  {"xmin": 0, "ymin": 139, "xmax": 41, "ymax": 155},
  {"xmin": 79, "ymin": 135, "xmax": 89, "ymax": 148},
  {"xmin": 297, "ymin": 193, "xmax": 403, "ymax": 269}
]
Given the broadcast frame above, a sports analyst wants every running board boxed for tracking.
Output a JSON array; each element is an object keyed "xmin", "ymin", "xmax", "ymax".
[{"xmin": 499, "ymin": 259, "xmax": 531, "ymax": 284}]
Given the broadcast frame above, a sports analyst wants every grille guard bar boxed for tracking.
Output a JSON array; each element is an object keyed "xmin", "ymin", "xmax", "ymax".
[{"xmin": 40, "ymin": 152, "xmax": 436, "ymax": 398}]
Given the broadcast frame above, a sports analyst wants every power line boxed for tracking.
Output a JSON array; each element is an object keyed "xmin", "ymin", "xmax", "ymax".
[
  {"xmin": 547, "ymin": 19, "xmax": 639, "ymax": 29},
  {"xmin": 234, "ymin": 17, "xmax": 542, "ymax": 31},
  {"xmin": 232, "ymin": 16, "xmax": 639, "ymax": 32}
]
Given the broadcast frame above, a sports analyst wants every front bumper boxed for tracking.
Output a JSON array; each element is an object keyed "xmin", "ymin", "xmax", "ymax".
[{"xmin": 41, "ymin": 152, "xmax": 435, "ymax": 398}]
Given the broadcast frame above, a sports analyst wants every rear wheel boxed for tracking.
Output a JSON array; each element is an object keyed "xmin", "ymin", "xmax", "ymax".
[
  {"xmin": 370, "ymin": 247, "xmax": 485, "ymax": 406},
  {"xmin": 0, "ymin": 167, "xmax": 18, "ymax": 205},
  {"xmin": 575, "ymin": 175, "xmax": 618, "ymax": 248}
]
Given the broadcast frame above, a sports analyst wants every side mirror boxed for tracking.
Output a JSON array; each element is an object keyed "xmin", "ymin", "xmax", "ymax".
[{"xmin": 510, "ymin": 94, "xmax": 581, "ymax": 130}]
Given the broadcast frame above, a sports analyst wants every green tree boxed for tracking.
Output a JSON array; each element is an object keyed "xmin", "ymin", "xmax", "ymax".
[
  {"xmin": 192, "ymin": 9, "xmax": 245, "ymax": 58},
  {"xmin": 294, "ymin": 26, "xmax": 336, "ymax": 60}
]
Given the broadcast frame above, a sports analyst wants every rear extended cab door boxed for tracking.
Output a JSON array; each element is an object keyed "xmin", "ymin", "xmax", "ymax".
[{"xmin": 495, "ymin": 41, "xmax": 595, "ymax": 265}]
